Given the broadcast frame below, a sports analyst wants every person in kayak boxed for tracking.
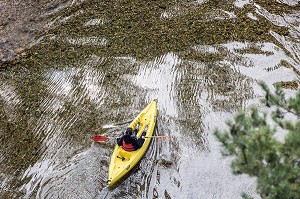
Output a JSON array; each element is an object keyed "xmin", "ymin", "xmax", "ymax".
[{"xmin": 117, "ymin": 123, "xmax": 148, "ymax": 151}]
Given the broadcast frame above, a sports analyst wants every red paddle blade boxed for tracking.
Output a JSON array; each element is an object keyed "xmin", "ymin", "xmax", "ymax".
[{"xmin": 93, "ymin": 135, "xmax": 109, "ymax": 142}]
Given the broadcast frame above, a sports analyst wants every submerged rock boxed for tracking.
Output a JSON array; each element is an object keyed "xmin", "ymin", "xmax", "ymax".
[{"xmin": 158, "ymin": 159, "xmax": 173, "ymax": 168}]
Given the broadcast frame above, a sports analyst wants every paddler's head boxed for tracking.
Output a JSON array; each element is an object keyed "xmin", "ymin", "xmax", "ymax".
[
  {"xmin": 123, "ymin": 128, "xmax": 133, "ymax": 144},
  {"xmin": 125, "ymin": 128, "xmax": 133, "ymax": 135}
]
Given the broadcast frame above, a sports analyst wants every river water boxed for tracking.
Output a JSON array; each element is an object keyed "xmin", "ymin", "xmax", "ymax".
[{"xmin": 0, "ymin": 0, "xmax": 299, "ymax": 198}]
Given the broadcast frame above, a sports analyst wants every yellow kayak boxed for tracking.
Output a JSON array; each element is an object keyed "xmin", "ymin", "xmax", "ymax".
[{"xmin": 108, "ymin": 99, "xmax": 158, "ymax": 186}]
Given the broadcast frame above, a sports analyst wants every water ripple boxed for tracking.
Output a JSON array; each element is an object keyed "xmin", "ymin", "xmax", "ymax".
[
  {"xmin": 2, "ymin": 0, "xmax": 300, "ymax": 198},
  {"xmin": 0, "ymin": 82, "xmax": 21, "ymax": 121},
  {"xmin": 134, "ymin": 52, "xmax": 181, "ymax": 117}
]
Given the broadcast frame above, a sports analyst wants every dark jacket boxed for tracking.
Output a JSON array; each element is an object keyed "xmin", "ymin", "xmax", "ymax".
[{"xmin": 117, "ymin": 133, "xmax": 145, "ymax": 151}]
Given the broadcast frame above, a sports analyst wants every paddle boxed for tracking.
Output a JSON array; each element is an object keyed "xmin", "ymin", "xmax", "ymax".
[
  {"xmin": 142, "ymin": 136, "xmax": 171, "ymax": 138},
  {"xmin": 93, "ymin": 135, "xmax": 109, "ymax": 142},
  {"xmin": 93, "ymin": 135, "xmax": 170, "ymax": 142}
]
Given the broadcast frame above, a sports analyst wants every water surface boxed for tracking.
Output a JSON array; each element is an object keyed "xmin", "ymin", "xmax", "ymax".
[{"xmin": 0, "ymin": 0, "xmax": 299, "ymax": 198}]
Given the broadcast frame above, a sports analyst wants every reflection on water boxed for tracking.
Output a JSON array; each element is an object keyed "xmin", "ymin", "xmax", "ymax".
[
  {"xmin": 22, "ymin": 146, "xmax": 110, "ymax": 199},
  {"xmin": 1, "ymin": 0, "xmax": 299, "ymax": 198},
  {"xmin": 134, "ymin": 53, "xmax": 180, "ymax": 117}
]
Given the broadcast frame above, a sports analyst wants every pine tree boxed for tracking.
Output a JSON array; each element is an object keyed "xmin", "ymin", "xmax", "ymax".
[{"xmin": 214, "ymin": 82, "xmax": 300, "ymax": 199}]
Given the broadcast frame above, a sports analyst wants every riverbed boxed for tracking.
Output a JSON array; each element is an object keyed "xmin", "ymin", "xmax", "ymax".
[{"xmin": 0, "ymin": 0, "xmax": 299, "ymax": 198}]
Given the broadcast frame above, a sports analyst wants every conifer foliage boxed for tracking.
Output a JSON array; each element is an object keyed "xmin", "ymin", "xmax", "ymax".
[{"xmin": 214, "ymin": 82, "xmax": 300, "ymax": 198}]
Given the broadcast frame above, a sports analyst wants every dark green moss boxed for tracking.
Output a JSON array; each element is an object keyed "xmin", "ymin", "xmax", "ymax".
[
  {"xmin": 235, "ymin": 45, "xmax": 274, "ymax": 56},
  {"xmin": 273, "ymin": 81, "xmax": 299, "ymax": 90},
  {"xmin": 21, "ymin": 0, "xmax": 292, "ymax": 69}
]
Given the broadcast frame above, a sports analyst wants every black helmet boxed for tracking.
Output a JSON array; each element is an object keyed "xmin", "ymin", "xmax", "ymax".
[
  {"xmin": 123, "ymin": 135, "xmax": 130, "ymax": 144},
  {"xmin": 125, "ymin": 128, "xmax": 133, "ymax": 135},
  {"xmin": 123, "ymin": 128, "xmax": 132, "ymax": 144}
]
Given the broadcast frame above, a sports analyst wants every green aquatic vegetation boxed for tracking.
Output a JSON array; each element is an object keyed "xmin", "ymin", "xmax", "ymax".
[
  {"xmin": 234, "ymin": 45, "xmax": 274, "ymax": 56},
  {"xmin": 180, "ymin": 49, "xmax": 227, "ymax": 63},
  {"xmin": 279, "ymin": 60, "xmax": 300, "ymax": 76},
  {"xmin": 22, "ymin": 0, "xmax": 291, "ymax": 69},
  {"xmin": 252, "ymin": 0, "xmax": 300, "ymax": 15},
  {"xmin": 274, "ymin": 81, "xmax": 299, "ymax": 90}
]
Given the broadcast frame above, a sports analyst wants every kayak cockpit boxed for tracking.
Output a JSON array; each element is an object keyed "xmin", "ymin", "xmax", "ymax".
[{"xmin": 117, "ymin": 150, "xmax": 132, "ymax": 161}]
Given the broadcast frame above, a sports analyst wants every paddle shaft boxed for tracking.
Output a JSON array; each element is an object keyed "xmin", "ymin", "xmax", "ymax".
[
  {"xmin": 142, "ymin": 135, "xmax": 171, "ymax": 138},
  {"xmin": 93, "ymin": 135, "xmax": 170, "ymax": 142}
]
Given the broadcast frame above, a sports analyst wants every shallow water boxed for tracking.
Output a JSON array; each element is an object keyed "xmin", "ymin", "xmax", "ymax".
[{"xmin": 0, "ymin": 0, "xmax": 299, "ymax": 198}]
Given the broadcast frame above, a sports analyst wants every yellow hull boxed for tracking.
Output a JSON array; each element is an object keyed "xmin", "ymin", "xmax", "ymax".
[{"xmin": 108, "ymin": 99, "xmax": 158, "ymax": 186}]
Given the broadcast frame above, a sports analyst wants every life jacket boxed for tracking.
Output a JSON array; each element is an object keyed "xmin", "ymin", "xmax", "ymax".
[{"xmin": 122, "ymin": 139, "xmax": 135, "ymax": 151}]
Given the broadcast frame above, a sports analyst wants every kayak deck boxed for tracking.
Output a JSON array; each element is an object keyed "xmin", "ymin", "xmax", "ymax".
[{"xmin": 108, "ymin": 99, "xmax": 158, "ymax": 186}]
